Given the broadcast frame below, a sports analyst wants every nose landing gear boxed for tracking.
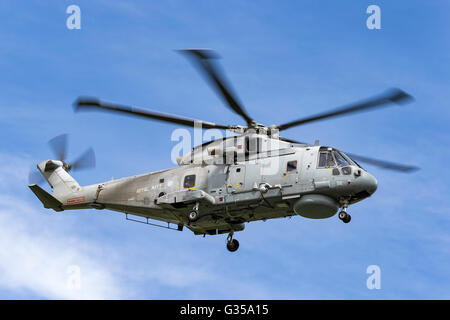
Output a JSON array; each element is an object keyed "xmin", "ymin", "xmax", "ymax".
[
  {"xmin": 339, "ymin": 211, "xmax": 351, "ymax": 223},
  {"xmin": 338, "ymin": 204, "xmax": 351, "ymax": 223},
  {"xmin": 226, "ymin": 231, "xmax": 239, "ymax": 252}
]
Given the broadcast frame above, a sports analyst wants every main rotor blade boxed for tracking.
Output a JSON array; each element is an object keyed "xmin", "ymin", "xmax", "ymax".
[
  {"xmin": 277, "ymin": 88, "xmax": 413, "ymax": 131},
  {"xmin": 345, "ymin": 153, "xmax": 419, "ymax": 173},
  {"xmin": 48, "ymin": 134, "xmax": 68, "ymax": 161},
  {"xmin": 74, "ymin": 98, "xmax": 232, "ymax": 130},
  {"xmin": 70, "ymin": 147, "xmax": 96, "ymax": 171},
  {"xmin": 179, "ymin": 49, "xmax": 255, "ymax": 126}
]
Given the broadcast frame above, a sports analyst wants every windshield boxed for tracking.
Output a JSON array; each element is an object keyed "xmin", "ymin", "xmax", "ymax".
[
  {"xmin": 338, "ymin": 150, "xmax": 361, "ymax": 168},
  {"xmin": 333, "ymin": 151, "xmax": 348, "ymax": 166},
  {"xmin": 318, "ymin": 147, "xmax": 362, "ymax": 168}
]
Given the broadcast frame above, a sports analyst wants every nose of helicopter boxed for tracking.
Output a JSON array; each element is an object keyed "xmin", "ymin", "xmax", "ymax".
[{"xmin": 363, "ymin": 171, "xmax": 378, "ymax": 195}]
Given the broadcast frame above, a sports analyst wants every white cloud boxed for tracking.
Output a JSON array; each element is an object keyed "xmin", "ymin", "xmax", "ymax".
[
  {"xmin": 0, "ymin": 199, "xmax": 122, "ymax": 299},
  {"xmin": 0, "ymin": 153, "xmax": 123, "ymax": 299}
]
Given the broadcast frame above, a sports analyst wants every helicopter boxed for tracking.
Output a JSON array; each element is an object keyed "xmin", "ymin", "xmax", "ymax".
[{"xmin": 28, "ymin": 49, "xmax": 418, "ymax": 252}]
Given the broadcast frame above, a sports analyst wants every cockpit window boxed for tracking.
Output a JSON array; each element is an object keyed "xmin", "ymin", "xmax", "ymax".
[
  {"xmin": 318, "ymin": 147, "xmax": 362, "ymax": 169},
  {"xmin": 339, "ymin": 151, "xmax": 359, "ymax": 167},
  {"xmin": 318, "ymin": 151, "xmax": 336, "ymax": 168},
  {"xmin": 333, "ymin": 151, "xmax": 349, "ymax": 166}
]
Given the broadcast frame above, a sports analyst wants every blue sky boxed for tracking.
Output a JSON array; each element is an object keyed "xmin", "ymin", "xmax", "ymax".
[{"xmin": 0, "ymin": 1, "xmax": 449, "ymax": 299}]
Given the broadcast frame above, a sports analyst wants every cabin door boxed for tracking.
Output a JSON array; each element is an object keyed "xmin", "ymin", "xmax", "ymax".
[
  {"xmin": 299, "ymin": 149, "xmax": 315, "ymax": 192},
  {"xmin": 227, "ymin": 165, "xmax": 245, "ymax": 193}
]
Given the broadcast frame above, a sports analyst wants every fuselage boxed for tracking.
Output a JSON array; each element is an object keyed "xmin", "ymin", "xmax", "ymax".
[{"xmin": 54, "ymin": 133, "xmax": 378, "ymax": 235}]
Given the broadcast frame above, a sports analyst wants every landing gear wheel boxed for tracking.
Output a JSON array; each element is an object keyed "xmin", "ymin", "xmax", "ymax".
[
  {"xmin": 338, "ymin": 211, "xmax": 351, "ymax": 223},
  {"xmin": 227, "ymin": 239, "xmax": 240, "ymax": 252},
  {"xmin": 188, "ymin": 210, "xmax": 200, "ymax": 222}
]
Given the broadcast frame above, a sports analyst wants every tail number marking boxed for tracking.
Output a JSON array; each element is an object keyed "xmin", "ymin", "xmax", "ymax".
[{"xmin": 67, "ymin": 196, "xmax": 85, "ymax": 204}]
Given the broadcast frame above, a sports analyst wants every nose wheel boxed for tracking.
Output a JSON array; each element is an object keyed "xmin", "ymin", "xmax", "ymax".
[
  {"xmin": 338, "ymin": 205, "xmax": 351, "ymax": 223},
  {"xmin": 226, "ymin": 232, "xmax": 239, "ymax": 252},
  {"xmin": 339, "ymin": 211, "xmax": 351, "ymax": 223}
]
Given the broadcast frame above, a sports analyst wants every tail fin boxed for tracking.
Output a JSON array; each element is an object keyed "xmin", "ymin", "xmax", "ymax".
[
  {"xmin": 37, "ymin": 160, "xmax": 81, "ymax": 199},
  {"xmin": 28, "ymin": 184, "xmax": 64, "ymax": 212}
]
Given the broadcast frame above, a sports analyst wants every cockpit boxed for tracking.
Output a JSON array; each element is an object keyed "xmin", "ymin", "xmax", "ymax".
[
  {"xmin": 317, "ymin": 147, "xmax": 360, "ymax": 169},
  {"xmin": 316, "ymin": 146, "xmax": 377, "ymax": 201}
]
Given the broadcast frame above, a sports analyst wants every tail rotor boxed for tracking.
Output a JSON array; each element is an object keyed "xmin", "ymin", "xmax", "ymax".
[{"xmin": 28, "ymin": 134, "xmax": 96, "ymax": 185}]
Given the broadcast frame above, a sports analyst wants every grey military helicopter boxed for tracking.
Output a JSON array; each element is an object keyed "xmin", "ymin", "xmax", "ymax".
[{"xmin": 28, "ymin": 49, "xmax": 418, "ymax": 252}]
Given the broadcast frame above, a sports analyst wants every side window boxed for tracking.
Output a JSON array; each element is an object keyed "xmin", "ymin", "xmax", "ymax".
[
  {"xmin": 287, "ymin": 160, "xmax": 297, "ymax": 172},
  {"xmin": 318, "ymin": 152, "xmax": 336, "ymax": 168},
  {"xmin": 183, "ymin": 175, "xmax": 196, "ymax": 188},
  {"xmin": 318, "ymin": 152, "xmax": 328, "ymax": 167}
]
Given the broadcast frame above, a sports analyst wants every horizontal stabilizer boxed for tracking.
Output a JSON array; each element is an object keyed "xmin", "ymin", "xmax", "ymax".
[{"xmin": 28, "ymin": 184, "xmax": 64, "ymax": 212}]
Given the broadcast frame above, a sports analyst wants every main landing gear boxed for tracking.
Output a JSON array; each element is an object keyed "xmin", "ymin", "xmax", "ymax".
[
  {"xmin": 188, "ymin": 202, "xmax": 200, "ymax": 223},
  {"xmin": 338, "ymin": 205, "xmax": 351, "ymax": 223},
  {"xmin": 226, "ymin": 231, "xmax": 239, "ymax": 252}
]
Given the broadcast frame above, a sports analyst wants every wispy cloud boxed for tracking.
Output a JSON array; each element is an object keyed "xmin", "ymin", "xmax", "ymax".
[
  {"xmin": 0, "ymin": 154, "xmax": 124, "ymax": 299},
  {"xmin": 0, "ymin": 198, "xmax": 124, "ymax": 299}
]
